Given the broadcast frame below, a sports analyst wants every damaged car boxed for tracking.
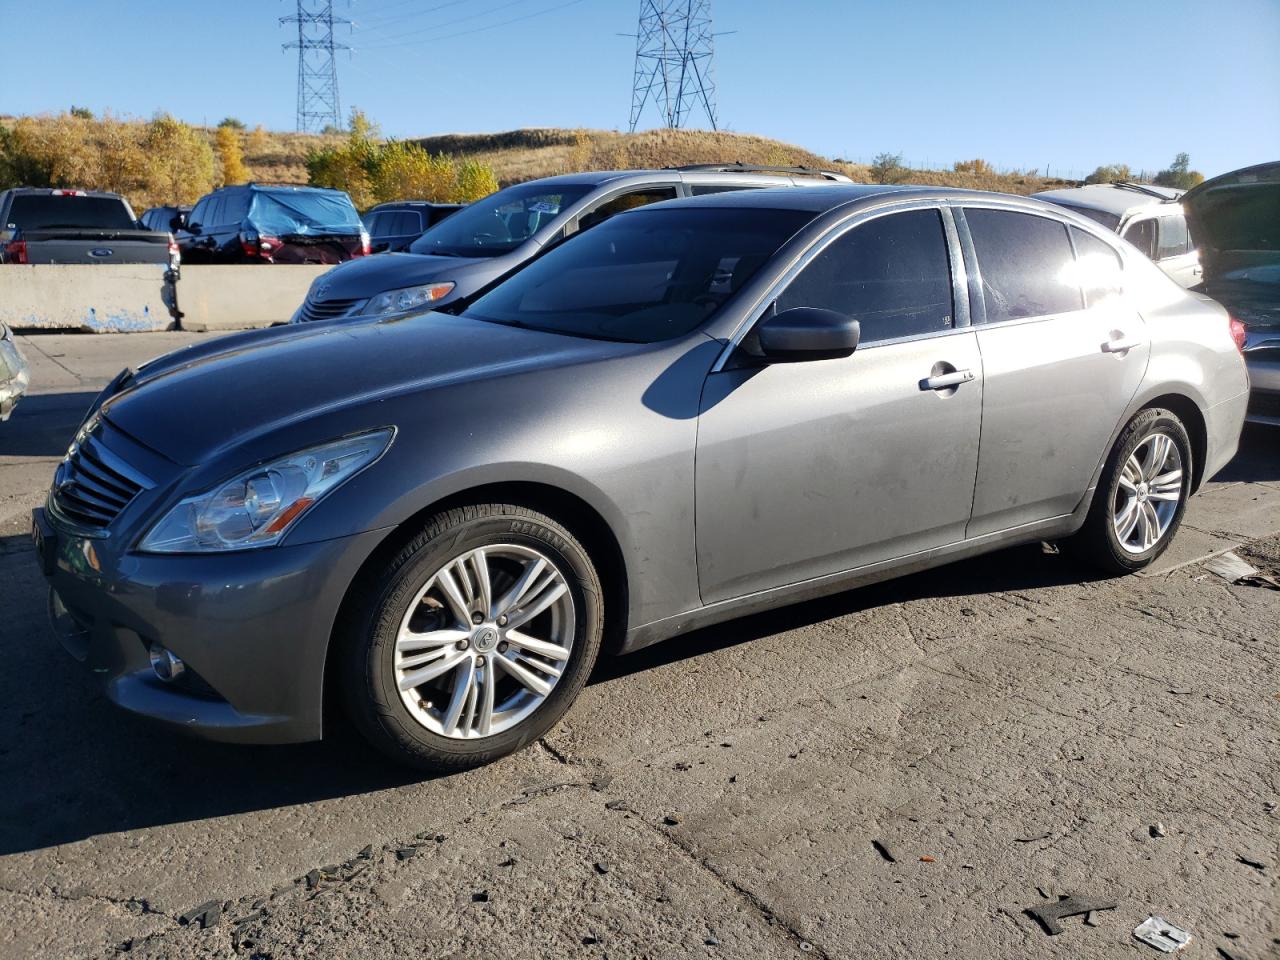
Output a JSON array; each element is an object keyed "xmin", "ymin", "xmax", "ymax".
[
  {"xmin": 1182, "ymin": 161, "xmax": 1280, "ymax": 426},
  {"xmin": 177, "ymin": 184, "xmax": 369, "ymax": 265}
]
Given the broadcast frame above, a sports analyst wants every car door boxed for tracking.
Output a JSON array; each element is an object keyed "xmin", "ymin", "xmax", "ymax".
[
  {"xmin": 179, "ymin": 198, "xmax": 212, "ymax": 263},
  {"xmin": 960, "ymin": 207, "xmax": 1149, "ymax": 537},
  {"xmin": 1153, "ymin": 211, "xmax": 1201, "ymax": 288},
  {"xmin": 695, "ymin": 206, "xmax": 983, "ymax": 604}
]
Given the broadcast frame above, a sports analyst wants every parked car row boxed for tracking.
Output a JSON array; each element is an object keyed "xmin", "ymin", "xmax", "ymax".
[{"xmin": 33, "ymin": 171, "xmax": 1256, "ymax": 772}]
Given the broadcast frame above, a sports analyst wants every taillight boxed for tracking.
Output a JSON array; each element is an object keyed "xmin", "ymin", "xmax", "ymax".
[
  {"xmin": 1228, "ymin": 315, "xmax": 1247, "ymax": 354},
  {"xmin": 50, "ymin": 189, "xmax": 86, "ymax": 197},
  {"xmin": 167, "ymin": 238, "xmax": 180, "ymax": 267},
  {"xmin": 4, "ymin": 239, "xmax": 27, "ymax": 264},
  {"xmin": 259, "ymin": 235, "xmax": 280, "ymax": 257},
  {"xmin": 240, "ymin": 234, "xmax": 280, "ymax": 260},
  {"xmin": 358, "ymin": 229, "xmax": 371, "ymax": 257}
]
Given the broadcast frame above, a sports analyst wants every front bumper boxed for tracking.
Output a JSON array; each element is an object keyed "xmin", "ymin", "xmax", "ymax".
[{"xmin": 35, "ymin": 506, "xmax": 387, "ymax": 744}]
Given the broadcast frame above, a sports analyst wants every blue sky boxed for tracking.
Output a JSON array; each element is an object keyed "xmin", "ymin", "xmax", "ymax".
[{"xmin": 2, "ymin": 0, "xmax": 1277, "ymax": 178}]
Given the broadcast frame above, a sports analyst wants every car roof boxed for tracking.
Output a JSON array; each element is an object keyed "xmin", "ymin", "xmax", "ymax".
[
  {"xmin": 638, "ymin": 183, "xmax": 1067, "ymax": 215},
  {"xmin": 1032, "ymin": 183, "xmax": 1182, "ymax": 217},
  {"xmin": 517, "ymin": 168, "xmax": 848, "ymax": 190},
  {"xmin": 367, "ymin": 201, "xmax": 463, "ymax": 210},
  {"xmin": 1, "ymin": 187, "xmax": 124, "ymax": 199}
]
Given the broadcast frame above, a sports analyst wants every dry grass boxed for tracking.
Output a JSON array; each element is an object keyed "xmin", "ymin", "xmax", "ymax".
[{"xmin": 2, "ymin": 114, "xmax": 1076, "ymax": 198}]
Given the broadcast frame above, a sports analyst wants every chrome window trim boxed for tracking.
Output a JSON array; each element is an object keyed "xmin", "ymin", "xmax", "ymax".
[{"xmin": 711, "ymin": 199, "xmax": 967, "ymax": 371}]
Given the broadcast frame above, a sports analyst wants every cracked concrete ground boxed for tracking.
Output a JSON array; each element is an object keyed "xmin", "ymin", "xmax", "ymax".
[{"xmin": 0, "ymin": 333, "xmax": 1277, "ymax": 959}]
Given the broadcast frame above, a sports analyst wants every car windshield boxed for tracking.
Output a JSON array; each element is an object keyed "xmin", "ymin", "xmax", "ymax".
[
  {"xmin": 409, "ymin": 183, "xmax": 592, "ymax": 258},
  {"xmin": 8, "ymin": 195, "xmax": 135, "ymax": 230},
  {"xmin": 461, "ymin": 206, "xmax": 815, "ymax": 343}
]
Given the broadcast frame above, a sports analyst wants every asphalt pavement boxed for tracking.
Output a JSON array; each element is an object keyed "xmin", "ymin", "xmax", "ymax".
[{"xmin": 1, "ymin": 332, "xmax": 1277, "ymax": 960}]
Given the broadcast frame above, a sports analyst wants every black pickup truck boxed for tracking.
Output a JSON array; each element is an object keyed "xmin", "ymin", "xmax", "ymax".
[{"xmin": 0, "ymin": 188, "xmax": 178, "ymax": 268}]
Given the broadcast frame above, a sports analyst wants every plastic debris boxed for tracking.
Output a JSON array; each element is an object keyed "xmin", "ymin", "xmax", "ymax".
[
  {"xmin": 1204, "ymin": 552, "xmax": 1259, "ymax": 582},
  {"xmin": 177, "ymin": 900, "xmax": 221, "ymax": 930},
  {"xmin": 1026, "ymin": 895, "xmax": 1117, "ymax": 936},
  {"xmin": 1134, "ymin": 916, "xmax": 1192, "ymax": 952}
]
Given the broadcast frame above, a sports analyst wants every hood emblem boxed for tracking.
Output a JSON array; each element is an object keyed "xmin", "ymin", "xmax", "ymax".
[{"xmin": 314, "ymin": 282, "xmax": 331, "ymax": 301}]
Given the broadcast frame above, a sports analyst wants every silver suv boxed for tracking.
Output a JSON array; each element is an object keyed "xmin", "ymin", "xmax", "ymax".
[
  {"xmin": 290, "ymin": 164, "xmax": 851, "ymax": 324},
  {"xmin": 1033, "ymin": 182, "xmax": 1200, "ymax": 288}
]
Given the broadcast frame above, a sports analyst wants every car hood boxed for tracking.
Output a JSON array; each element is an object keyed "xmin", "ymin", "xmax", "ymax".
[
  {"xmin": 102, "ymin": 312, "xmax": 631, "ymax": 466},
  {"xmin": 1183, "ymin": 161, "xmax": 1280, "ymax": 288},
  {"xmin": 309, "ymin": 249, "xmax": 522, "ymax": 301}
]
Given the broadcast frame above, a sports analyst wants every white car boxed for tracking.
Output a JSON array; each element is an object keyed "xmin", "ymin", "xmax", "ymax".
[{"xmin": 1033, "ymin": 182, "xmax": 1201, "ymax": 288}]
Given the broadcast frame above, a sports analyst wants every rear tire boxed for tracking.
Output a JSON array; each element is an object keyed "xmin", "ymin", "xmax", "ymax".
[
  {"xmin": 338, "ymin": 503, "xmax": 604, "ymax": 772},
  {"xmin": 1068, "ymin": 407, "xmax": 1193, "ymax": 575}
]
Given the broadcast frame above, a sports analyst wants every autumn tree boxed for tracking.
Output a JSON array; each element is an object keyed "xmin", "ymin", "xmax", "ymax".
[{"xmin": 215, "ymin": 125, "xmax": 250, "ymax": 186}]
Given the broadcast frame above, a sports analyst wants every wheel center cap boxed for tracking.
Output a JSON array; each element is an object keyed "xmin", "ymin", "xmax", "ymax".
[
  {"xmin": 1137, "ymin": 482, "xmax": 1150, "ymax": 504},
  {"xmin": 472, "ymin": 626, "xmax": 499, "ymax": 652}
]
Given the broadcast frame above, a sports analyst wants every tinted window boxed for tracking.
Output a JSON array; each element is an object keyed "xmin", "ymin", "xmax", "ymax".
[
  {"xmin": 363, "ymin": 212, "xmax": 384, "ymax": 236},
  {"xmin": 221, "ymin": 192, "xmax": 250, "ymax": 224},
  {"xmin": 967, "ymin": 209, "xmax": 1081, "ymax": 322},
  {"xmin": 690, "ymin": 184, "xmax": 764, "ymax": 196},
  {"xmin": 1156, "ymin": 214, "xmax": 1190, "ymax": 259},
  {"xmin": 410, "ymin": 182, "xmax": 592, "ymax": 257},
  {"xmin": 1050, "ymin": 203, "xmax": 1121, "ymax": 232},
  {"xmin": 387, "ymin": 211, "xmax": 422, "ymax": 235},
  {"xmin": 1122, "ymin": 218, "xmax": 1157, "ymax": 259},
  {"xmin": 579, "ymin": 187, "xmax": 678, "ymax": 230},
  {"xmin": 463, "ymin": 207, "xmax": 814, "ymax": 343},
  {"xmin": 6, "ymin": 195, "xmax": 135, "ymax": 230},
  {"xmin": 188, "ymin": 198, "xmax": 209, "ymax": 227},
  {"xmin": 1070, "ymin": 227, "xmax": 1124, "ymax": 308},
  {"xmin": 778, "ymin": 209, "xmax": 953, "ymax": 342},
  {"xmin": 203, "ymin": 196, "xmax": 226, "ymax": 227}
]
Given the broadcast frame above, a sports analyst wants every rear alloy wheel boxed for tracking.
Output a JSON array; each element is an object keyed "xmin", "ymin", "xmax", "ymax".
[
  {"xmin": 1070, "ymin": 407, "xmax": 1193, "ymax": 574},
  {"xmin": 340, "ymin": 504, "xmax": 603, "ymax": 771}
]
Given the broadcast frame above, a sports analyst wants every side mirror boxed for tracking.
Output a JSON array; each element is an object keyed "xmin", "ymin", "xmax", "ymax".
[
  {"xmin": 756, "ymin": 306, "xmax": 860, "ymax": 362},
  {"xmin": 169, "ymin": 213, "xmax": 187, "ymax": 232}
]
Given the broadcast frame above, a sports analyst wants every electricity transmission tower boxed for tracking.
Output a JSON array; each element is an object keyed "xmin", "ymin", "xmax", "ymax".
[
  {"xmin": 281, "ymin": 1, "xmax": 350, "ymax": 133},
  {"xmin": 628, "ymin": 0, "xmax": 718, "ymax": 132}
]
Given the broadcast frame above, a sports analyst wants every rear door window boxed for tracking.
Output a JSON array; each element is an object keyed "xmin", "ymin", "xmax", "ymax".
[
  {"xmin": 1070, "ymin": 227, "xmax": 1124, "ymax": 307},
  {"xmin": 388, "ymin": 211, "xmax": 422, "ymax": 235},
  {"xmin": 966, "ymin": 209, "xmax": 1082, "ymax": 322},
  {"xmin": 777, "ymin": 209, "xmax": 954, "ymax": 343},
  {"xmin": 1156, "ymin": 214, "xmax": 1191, "ymax": 259},
  {"xmin": 220, "ymin": 192, "xmax": 250, "ymax": 225},
  {"xmin": 1121, "ymin": 218, "xmax": 1157, "ymax": 259}
]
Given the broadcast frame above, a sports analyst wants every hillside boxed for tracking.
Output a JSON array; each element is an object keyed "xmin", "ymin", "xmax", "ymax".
[{"xmin": 1, "ymin": 113, "xmax": 1077, "ymax": 205}]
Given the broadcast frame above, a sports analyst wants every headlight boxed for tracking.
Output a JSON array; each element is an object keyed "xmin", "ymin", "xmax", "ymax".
[
  {"xmin": 139, "ymin": 428, "xmax": 394, "ymax": 553},
  {"xmin": 367, "ymin": 282, "xmax": 455, "ymax": 315}
]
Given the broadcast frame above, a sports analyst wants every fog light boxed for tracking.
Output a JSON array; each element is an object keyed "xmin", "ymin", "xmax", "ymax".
[{"xmin": 149, "ymin": 643, "xmax": 185, "ymax": 682}]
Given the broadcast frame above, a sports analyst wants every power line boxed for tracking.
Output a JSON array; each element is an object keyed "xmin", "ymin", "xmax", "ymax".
[
  {"xmin": 281, "ymin": 1, "xmax": 351, "ymax": 132},
  {"xmin": 356, "ymin": 0, "xmax": 532, "ymax": 47},
  {"xmin": 356, "ymin": 0, "xmax": 585, "ymax": 51},
  {"xmin": 628, "ymin": 0, "xmax": 718, "ymax": 132}
]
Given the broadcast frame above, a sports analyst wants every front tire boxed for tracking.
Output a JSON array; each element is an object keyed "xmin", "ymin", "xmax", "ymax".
[
  {"xmin": 339, "ymin": 504, "xmax": 604, "ymax": 771},
  {"xmin": 1070, "ymin": 407, "xmax": 1193, "ymax": 574}
]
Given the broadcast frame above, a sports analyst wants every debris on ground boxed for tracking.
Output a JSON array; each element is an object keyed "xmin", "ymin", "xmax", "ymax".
[
  {"xmin": 663, "ymin": 814, "xmax": 682, "ymax": 826},
  {"xmin": 919, "ymin": 856, "xmax": 936, "ymax": 863},
  {"xmin": 1205, "ymin": 551, "xmax": 1280, "ymax": 588},
  {"xmin": 871, "ymin": 839, "xmax": 897, "ymax": 863},
  {"xmin": 1014, "ymin": 830, "xmax": 1054, "ymax": 843},
  {"xmin": 177, "ymin": 900, "xmax": 221, "ymax": 930},
  {"xmin": 1134, "ymin": 915, "xmax": 1192, "ymax": 952},
  {"xmin": 1025, "ymin": 894, "xmax": 1118, "ymax": 935},
  {"xmin": 1150, "ymin": 822, "xmax": 1167, "ymax": 838},
  {"xmin": 1236, "ymin": 853, "xmax": 1268, "ymax": 871},
  {"xmin": 395, "ymin": 846, "xmax": 417, "ymax": 861}
]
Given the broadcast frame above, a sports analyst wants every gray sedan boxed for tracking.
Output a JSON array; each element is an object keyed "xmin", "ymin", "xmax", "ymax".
[{"xmin": 35, "ymin": 185, "xmax": 1249, "ymax": 770}]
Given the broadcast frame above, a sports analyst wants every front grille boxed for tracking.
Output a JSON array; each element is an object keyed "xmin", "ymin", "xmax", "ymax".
[
  {"xmin": 52, "ymin": 419, "xmax": 151, "ymax": 530},
  {"xmin": 298, "ymin": 296, "xmax": 361, "ymax": 323}
]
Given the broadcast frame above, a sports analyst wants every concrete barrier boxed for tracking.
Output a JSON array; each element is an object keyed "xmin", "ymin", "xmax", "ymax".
[
  {"xmin": 177, "ymin": 264, "xmax": 331, "ymax": 332},
  {"xmin": 0, "ymin": 263, "xmax": 176, "ymax": 332}
]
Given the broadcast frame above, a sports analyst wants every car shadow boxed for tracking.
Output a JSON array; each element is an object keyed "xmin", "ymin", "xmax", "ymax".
[
  {"xmin": 0, "ymin": 390, "xmax": 99, "ymax": 458},
  {"xmin": 1212, "ymin": 424, "xmax": 1280, "ymax": 482}
]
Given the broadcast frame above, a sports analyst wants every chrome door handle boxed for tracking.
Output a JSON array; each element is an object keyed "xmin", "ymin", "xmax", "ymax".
[
  {"xmin": 1103, "ymin": 337, "xmax": 1143, "ymax": 354},
  {"xmin": 921, "ymin": 369, "xmax": 974, "ymax": 391}
]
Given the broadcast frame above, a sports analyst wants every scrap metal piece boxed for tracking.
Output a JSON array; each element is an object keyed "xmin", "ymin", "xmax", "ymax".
[
  {"xmin": 1026, "ymin": 895, "xmax": 1117, "ymax": 935},
  {"xmin": 177, "ymin": 899, "xmax": 221, "ymax": 930},
  {"xmin": 1134, "ymin": 916, "xmax": 1192, "ymax": 952}
]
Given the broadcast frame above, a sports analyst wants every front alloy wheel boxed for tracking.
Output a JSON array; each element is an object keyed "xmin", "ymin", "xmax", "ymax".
[
  {"xmin": 341, "ymin": 504, "xmax": 604, "ymax": 771},
  {"xmin": 394, "ymin": 544, "xmax": 575, "ymax": 739}
]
